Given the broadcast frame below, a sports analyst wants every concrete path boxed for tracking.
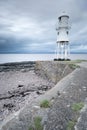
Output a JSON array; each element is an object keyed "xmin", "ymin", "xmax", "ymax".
[
  {"xmin": 77, "ymin": 61, "xmax": 87, "ymax": 68},
  {"xmin": 74, "ymin": 62, "xmax": 87, "ymax": 130},
  {"xmin": 46, "ymin": 63, "xmax": 87, "ymax": 130}
]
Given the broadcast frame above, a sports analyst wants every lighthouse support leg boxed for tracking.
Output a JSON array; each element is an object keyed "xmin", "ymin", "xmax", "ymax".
[
  {"xmin": 68, "ymin": 43, "xmax": 70, "ymax": 59},
  {"xmin": 61, "ymin": 44, "xmax": 63, "ymax": 59},
  {"xmin": 57, "ymin": 43, "xmax": 59, "ymax": 59}
]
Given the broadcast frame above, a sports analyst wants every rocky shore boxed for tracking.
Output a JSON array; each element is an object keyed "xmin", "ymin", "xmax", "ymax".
[{"xmin": 0, "ymin": 61, "xmax": 54, "ymax": 125}]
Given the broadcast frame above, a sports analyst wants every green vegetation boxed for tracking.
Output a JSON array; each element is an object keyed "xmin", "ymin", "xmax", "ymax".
[
  {"xmin": 66, "ymin": 59, "xmax": 87, "ymax": 64},
  {"xmin": 73, "ymin": 59, "xmax": 86, "ymax": 63},
  {"xmin": 67, "ymin": 120, "xmax": 76, "ymax": 130},
  {"xmin": 71, "ymin": 102, "xmax": 84, "ymax": 112},
  {"xmin": 29, "ymin": 116, "xmax": 43, "ymax": 130},
  {"xmin": 40, "ymin": 99, "xmax": 51, "ymax": 108},
  {"xmin": 74, "ymin": 59, "xmax": 87, "ymax": 63},
  {"xmin": 67, "ymin": 102, "xmax": 84, "ymax": 130},
  {"xmin": 34, "ymin": 117, "xmax": 43, "ymax": 130},
  {"xmin": 69, "ymin": 64, "xmax": 80, "ymax": 69},
  {"xmin": 28, "ymin": 126, "xmax": 33, "ymax": 130}
]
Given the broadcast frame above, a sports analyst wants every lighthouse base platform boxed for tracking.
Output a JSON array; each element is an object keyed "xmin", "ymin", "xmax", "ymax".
[{"xmin": 54, "ymin": 58, "xmax": 71, "ymax": 61}]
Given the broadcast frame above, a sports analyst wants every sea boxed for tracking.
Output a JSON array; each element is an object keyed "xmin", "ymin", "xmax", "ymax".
[{"xmin": 0, "ymin": 54, "xmax": 87, "ymax": 64}]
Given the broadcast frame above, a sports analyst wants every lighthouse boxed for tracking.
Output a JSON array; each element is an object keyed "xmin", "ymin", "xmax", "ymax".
[{"xmin": 55, "ymin": 12, "xmax": 71, "ymax": 60}]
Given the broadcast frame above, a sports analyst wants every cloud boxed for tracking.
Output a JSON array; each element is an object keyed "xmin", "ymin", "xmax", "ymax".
[
  {"xmin": 71, "ymin": 44, "xmax": 87, "ymax": 53},
  {"xmin": 0, "ymin": 0, "xmax": 87, "ymax": 53}
]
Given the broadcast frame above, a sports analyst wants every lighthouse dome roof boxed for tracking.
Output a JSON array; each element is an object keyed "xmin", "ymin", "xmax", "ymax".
[{"xmin": 58, "ymin": 12, "xmax": 69, "ymax": 19}]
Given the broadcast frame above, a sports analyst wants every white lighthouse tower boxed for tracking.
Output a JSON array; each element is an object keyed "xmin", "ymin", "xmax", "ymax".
[{"xmin": 55, "ymin": 12, "xmax": 71, "ymax": 60}]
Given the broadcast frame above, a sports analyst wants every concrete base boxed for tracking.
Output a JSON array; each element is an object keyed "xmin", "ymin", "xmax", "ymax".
[{"xmin": 54, "ymin": 58, "xmax": 71, "ymax": 61}]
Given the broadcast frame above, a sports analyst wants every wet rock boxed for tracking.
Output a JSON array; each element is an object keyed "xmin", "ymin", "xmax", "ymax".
[
  {"xmin": 0, "ymin": 61, "xmax": 35, "ymax": 72},
  {"xmin": 57, "ymin": 91, "xmax": 61, "ymax": 96},
  {"xmin": 3, "ymin": 103, "xmax": 15, "ymax": 110},
  {"xmin": 36, "ymin": 90, "xmax": 44, "ymax": 95},
  {"xmin": 18, "ymin": 84, "xmax": 24, "ymax": 88},
  {"xmin": 0, "ymin": 93, "xmax": 14, "ymax": 100},
  {"xmin": 37, "ymin": 85, "xmax": 51, "ymax": 91}
]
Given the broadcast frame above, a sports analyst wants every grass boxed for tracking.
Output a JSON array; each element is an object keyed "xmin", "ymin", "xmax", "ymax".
[
  {"xmin": 69, "ymin": 64, "xmax": 80, "ymax": 69},
  {"xmin": 66, "ymin": 59, "xmax": 87, "ymax": 64},
  {"xmin": 28, "ymin": 126, "xmax": 34, "ymax": 130},
  {"xmin": 40, "ymin": 99, "xmax": 51, "ymax": 108},
  {"xmin": 67, "ymin": 120, "xmax": 76, "ymax": 130},
  {"xmin": 71, "ymin": 102, "xmax": 84, "ymax": 112},
  {"xmin": 34, "ymin": 117, "xmax": 43, "ymax": 130},
  {"xmin": 29, "ymin": 116, "xmax": 43, "ymax": 130},
  {"xmin": 73, "ymin": 59, "xmax": 87, "ymax": 63},
  {"xmin": 66, "ymin": 102, "xmax": 84, "ymax": 130}
]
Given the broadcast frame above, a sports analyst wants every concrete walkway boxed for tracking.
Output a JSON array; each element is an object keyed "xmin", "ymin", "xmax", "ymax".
[
  {"xmin": 75, "ymin": 62, "xmax": 87, "ymax": 130},
  {"xmin": 77, "ymin": 61, "xmax": 87, "ymax": 68},
  {"xmin": 46, "ymin": 62, "xmax": 87, "ymax": 130}
]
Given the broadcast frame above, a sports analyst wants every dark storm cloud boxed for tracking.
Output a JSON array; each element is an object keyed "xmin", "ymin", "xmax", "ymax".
[{"xmin": 0, "ymin": 0, "xmax": 87, "ymax": 53}]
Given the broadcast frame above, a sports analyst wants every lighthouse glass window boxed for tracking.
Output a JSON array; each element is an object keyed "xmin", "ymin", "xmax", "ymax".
[{"xmin": 61, "ymin": 17, "xmax": 68, "ymax": 26}]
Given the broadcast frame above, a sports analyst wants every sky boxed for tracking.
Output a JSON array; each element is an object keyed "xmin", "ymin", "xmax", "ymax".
[{"xmin": 0, "ymin": 0, "xmax": 87, "ymax": 53}]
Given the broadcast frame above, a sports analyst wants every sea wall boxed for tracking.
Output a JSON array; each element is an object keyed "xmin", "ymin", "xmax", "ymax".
[
  {"xmin": 35, "ymin": 61, "xmax": 74, "ymax": 84},
  {"xmin": 0, "ymin": 61, "xmax": 78, "ymax": 130}
]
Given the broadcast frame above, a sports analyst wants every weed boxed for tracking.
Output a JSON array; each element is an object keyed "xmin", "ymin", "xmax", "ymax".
[
  {"xmin": 40, "ymin": 100, "xmax": 51, "ymax": 108},
  {"xmin": 28, "ymin": 126, "xmax": 34, "ymax": 130},
  {"xmin": 28, "ymin": 116, "xmax": 43, "ymax": 130},
  {"xmin": 34, "ymin": 117, "xmax": 43, "ymax": 130},
  {"xmin": 71, "ymin": 102, "xmax": 84, "ymax": 112},
  {"xmin": 67, "ymin": 120, "xmax": 76, "ymax": 130},
  {"xmin": 69, "ymin": 64, "xmax": 80, "ymax": 69}
]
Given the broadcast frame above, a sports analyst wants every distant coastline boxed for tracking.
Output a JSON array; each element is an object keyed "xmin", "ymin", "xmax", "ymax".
[{"xmin": 0, "ymin": 52, "xmax": 87, "ymax": 54}]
